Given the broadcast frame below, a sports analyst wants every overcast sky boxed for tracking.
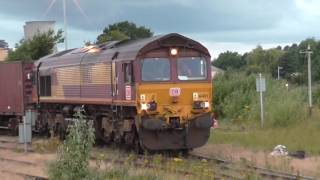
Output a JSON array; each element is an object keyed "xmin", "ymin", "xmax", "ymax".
[{"xmin": 0, "ymin": 0, "xmax": 320, "ymax": 58}]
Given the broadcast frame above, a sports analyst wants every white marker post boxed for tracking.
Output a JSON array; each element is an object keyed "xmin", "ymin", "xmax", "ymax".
[
  {"xmin": 256, "ymin": 73, "xmax": 266, "ymax": 128},
  {"xmin": 277, "ymin": 66, "xmax": 283, "ymax": 80}
]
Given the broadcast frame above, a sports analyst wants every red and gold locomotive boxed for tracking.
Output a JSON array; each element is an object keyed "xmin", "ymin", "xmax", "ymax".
[{"xmin": 2, "ymin": 33, "xmax": 213, "ymax": 151}]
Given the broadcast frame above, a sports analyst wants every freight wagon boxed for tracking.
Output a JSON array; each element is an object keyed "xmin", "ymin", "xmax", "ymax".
[{"xmin": 0, "ymin": 61, "xmax": 33, "ymax": 133}]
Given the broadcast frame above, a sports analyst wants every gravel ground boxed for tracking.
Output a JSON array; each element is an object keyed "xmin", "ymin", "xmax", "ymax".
[
  {"xmin": 193, "ymin": 143, "xmax": 320, "ymax": 177},
  {"xmin": 0, "ymin": 135, "xmax": 319, "ymax": 179}
]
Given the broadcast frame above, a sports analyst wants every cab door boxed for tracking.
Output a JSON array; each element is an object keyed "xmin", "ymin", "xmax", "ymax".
[
  {"xmin": 122, "ymin": 62, "xmax": 134, "ymax": 101},
  {"xmin": 111, "ymin": 60, "xmax": 117, "ymax": 102}
]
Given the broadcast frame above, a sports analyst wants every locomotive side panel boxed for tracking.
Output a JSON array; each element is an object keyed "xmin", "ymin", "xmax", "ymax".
[
  {"xmin": 80, "ymin": 63, "xmax": 112, "ymax": 99},
  {"xmin": 41, "ymin": 62, "xmax": 115, "ymax": 104},
  {"xmin": 53, "ymin": 65, "xmax": 81, "ymax": 98}
]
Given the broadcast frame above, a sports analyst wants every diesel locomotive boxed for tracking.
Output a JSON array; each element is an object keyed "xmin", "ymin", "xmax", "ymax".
[{"xmin": 1, "ymin": 33, "xmax": 213, "ymax": 151}]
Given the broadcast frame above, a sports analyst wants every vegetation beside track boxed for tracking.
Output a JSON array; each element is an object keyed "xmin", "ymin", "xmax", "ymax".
[
  {"xmin": 210, "ymin": 120, "xmax": 320, "ymax": 155},
  {"xmin": 211, "ymin": 71, "xmax": 320, "ymax": 155},
  {"xmin": 46, "ymin": 111, "xmax": 219, "ymax": 179}
]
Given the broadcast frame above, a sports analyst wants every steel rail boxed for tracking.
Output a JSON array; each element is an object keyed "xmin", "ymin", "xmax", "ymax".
[{"xmin": 189, "ymin": 153, "xmax": 315, "ymax": 180}]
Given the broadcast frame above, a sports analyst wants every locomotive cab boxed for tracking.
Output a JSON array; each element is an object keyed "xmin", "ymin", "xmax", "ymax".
[{"xmin": 136, "ymin": 46, "xmax": 213, "ymax": 150}]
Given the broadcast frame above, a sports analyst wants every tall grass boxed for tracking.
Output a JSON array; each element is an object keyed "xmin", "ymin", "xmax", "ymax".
[
  {"xmin": 213, "ymin": 71, "xmax": 311, "ymax": 128},
  {"xmin": 212, "ymin": 72, "xmax": 320, "ymax": 154},
  {"xmin": 210, "ymin": 117, "xmax": 320, "ymax": 154}
]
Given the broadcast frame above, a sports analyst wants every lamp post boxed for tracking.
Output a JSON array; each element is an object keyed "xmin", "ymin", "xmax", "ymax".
[
  {"xmin": 277, "ymin": 66, "xmax": 283, "ymax": 80},
  {"xmin": 300, "ymin": 44, "xmax": 313, "ymax": 115},
  {"xmin": 44, "ymin": 0, "xmax": 89, "ymax": 50}
]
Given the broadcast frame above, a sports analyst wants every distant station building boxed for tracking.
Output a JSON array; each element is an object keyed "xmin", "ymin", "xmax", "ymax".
[
  {"xmin": 0, "ymin": 40, "xmax": 9, "ymax": 61},
  {"xmin": 24, "ymin": 21, "xmax": 56, "ymax": 40},
  {"xmin": 211, "ymin": 65, "xmax": 225, "ymax": 78}
]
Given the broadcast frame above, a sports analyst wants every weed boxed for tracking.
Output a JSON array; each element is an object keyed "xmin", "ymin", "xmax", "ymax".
[{"xmin": 48, "ymin": 111, "xmax": 95, "ymax": 180}]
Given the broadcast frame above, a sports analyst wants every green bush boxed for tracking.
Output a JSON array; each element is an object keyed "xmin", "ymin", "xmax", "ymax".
[
  {"xmin": 250, "ymin": 79, "xmax": 307, "ymax": 127},
  {"xmin": 48, "ymin": 111, "xmax": 95, "ymax": 180},
  {"xmin": 213, "ymin": 72, "xmax": 309, "ymax": 128},
  {"xmin": 313, "ymin": 85, "xmax": 320, "ymax": 108},
  {"xmin": 213, "ymin": 71, "xmax": 257, "ymax": 123}
]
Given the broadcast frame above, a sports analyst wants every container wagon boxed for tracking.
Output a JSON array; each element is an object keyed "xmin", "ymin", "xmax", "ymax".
[{"xmin": 0, "ymin": 61, "xmax": 33, "ymax": 133}]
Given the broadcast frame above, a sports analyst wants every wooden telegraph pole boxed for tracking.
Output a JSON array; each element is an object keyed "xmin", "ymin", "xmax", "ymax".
[{"xmin": 300, "ymin": 44, "xmax": 313, "ymax": 115}]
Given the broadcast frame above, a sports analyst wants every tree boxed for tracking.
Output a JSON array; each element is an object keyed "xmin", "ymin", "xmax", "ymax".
[
  {"xmin": 244, "ymin": 46, "xmax": 284, "ymax": 75},
  {"xmin": 212, "ymin": 51, "xmax": 245, "ymax": 70},
  {"xmin": 213, "ymin": 38, "xmax": 320, "ymax": 84},
  {"xmin": 7, "ymin": 30, "xmax": 63, "ymax": 61},
  {"xmin": 0, "ymin": 40, "xmax": 8, "ymax": 48},
  {"xmin": 96, "ymin": 21, "xmax": 153, "ymax": 44},
  {"xmin": 278, "ymin": 38, "xmax": 320, "ymax": 84}
]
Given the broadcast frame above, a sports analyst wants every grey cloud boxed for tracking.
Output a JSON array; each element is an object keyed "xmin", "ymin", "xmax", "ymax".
[
  {"xmin": 0, "ymin": 0, "xmax": 295, "ymax": 33},
  {"xmin": 67, "ymin": 0, "xmax": 296, "ymax": 33},
  {"xmin": 1, "ymin": 0, "xmax": 317, "ymax": 49}
]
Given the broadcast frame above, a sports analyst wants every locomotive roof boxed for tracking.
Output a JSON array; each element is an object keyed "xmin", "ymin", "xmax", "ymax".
[{"xmin": 36, "ymin": 33, "xmax": 210, "ymax": 68}]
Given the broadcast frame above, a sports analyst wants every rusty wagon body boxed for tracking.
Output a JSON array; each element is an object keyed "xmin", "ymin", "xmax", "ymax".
[{"xmin": 0, "ymin": 61, "xmax": 33, "ymax": 131}]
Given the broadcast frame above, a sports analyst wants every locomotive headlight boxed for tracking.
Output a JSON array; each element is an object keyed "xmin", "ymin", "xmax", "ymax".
[
  {"xmin": 193, "ymin": 101, "xmax": 210, "ymax": 109},
  {"xmin": 141, "ymin": 103, "xmax": 148, "ymax": 110},
  {"xmin": 202, "ymin": 101, "xmax": 210, "ymax": 108},
  {"xmin": 170, "ymin": 48, "xmax": 178, "ymax": 56},
  {"xmin": 140, "ymin": 102, "xmax": 157, "ymax": 111},
  {"xmin": 205, "ymin": 101, "xmax": 210, "ymax": 108}
]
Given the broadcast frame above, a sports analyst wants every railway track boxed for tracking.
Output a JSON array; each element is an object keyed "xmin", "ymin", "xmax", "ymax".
[
  {"xmin": 0, "ymin": 156, "xmax": 48, "ymax": 180},
  {"xmin": 0, "ymin": 135, "xmax": 317, "ymax": 179},
  {"xmin": 1, "ymin": 169, "xmax": 48, "ymax": 180},
  {"xmin": 0, "ymin": 137, "xmax": 33, "ymax": 152},
  {"xmin": 188, "ymin": 153, "xmax": 315, "ymax": 180},
  {"xmin": 0, "ymin": 136, "xmax": 45, "ymax": 179}
]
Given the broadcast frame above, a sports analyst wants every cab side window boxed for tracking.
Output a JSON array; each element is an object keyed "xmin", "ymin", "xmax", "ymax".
[
  {"xmin": 123, "ymin": 62, "xmax": 134, "ymax": 84},
  {"xmin": 32, "ymin": 71, "xmax": 37, "ymax": 85},
  {"xmin": 39, "ymin": 75, "xmax": 51, "ymax": 96}
]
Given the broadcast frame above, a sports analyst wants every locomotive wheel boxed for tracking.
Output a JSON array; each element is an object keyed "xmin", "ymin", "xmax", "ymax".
[
  {"xmin": 11, "ymin": 126, "xmax": 19, "ymax": 136},
  {"xmin": 8, "ymin": 118, "xmax": 18, "ymax": 136},
  {"xmin": 94, "ymin": 116, "xmax": 112, "ymax": 144},
  {"xmin": 133, "ymin": 136, "xmax": 143, "ymax": 154},
  {"xmin": 54, "ymin": 123, "xmax": 66, "ymax": 140},
  {"xmin": 133, "ymin": 129, "xmax": 146, "ymax": 154},
  {"xmin": 58, "ymin": 125, "xmax": 66, "ymax": 140},
  {"xmin": 181, "ymin": 149, "xmax": 190, "ymax": 157}
]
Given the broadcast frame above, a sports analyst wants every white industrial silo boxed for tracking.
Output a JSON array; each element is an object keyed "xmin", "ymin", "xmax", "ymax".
[{"xmin": 24, "ymin": 21, "xmax": 56, "ymax": 40}]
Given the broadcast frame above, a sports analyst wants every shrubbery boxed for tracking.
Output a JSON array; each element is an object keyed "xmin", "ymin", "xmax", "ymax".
[
  {"xmin": 213, "ymin": 71, "xmax": 310, "ymax": 128},
  {"xmin": 48, "ymin": 112, "xmax": 95, "ymax": 180},
  {"xmin": 213, "ymin": 71, "xmax": 256, "ymax": 123}
]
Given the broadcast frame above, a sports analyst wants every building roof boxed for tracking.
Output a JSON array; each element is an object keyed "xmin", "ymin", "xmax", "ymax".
[
  {"xmin": 211, "ymin": 65, "xmax": 225, "ymax": 73},
  {"xmin": 25, "ymin": 21, "xmax": 56, "ymax": 24}
]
